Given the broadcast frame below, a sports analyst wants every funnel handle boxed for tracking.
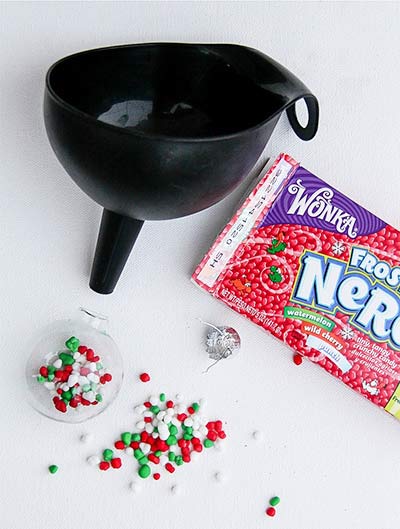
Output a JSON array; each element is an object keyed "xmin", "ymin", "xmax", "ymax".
[
  {"xmin": 90, "ymin": 209, "xmax": 144, "ymax": 294},
  {"xmin": 286, "ymin": 95, "xmax": 319, "ymax": 141}
]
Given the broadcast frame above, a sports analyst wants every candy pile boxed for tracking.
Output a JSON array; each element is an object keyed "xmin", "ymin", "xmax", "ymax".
[
  {"xmin": 96, "ymin": 393, "xmax": 226, "ymax": 479},
  {"xmin": 36, "ymin": 336, "xmax": 112, "ymax": 413},
  {"xmin": 266, "ymin": 496, "xmax": 281, "ymax": 517}
]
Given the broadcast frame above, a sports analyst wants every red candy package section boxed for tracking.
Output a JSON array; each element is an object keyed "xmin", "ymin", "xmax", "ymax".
[{"xmin": 192, "ymin": 153, "xmax": 400, "ymax": 421}]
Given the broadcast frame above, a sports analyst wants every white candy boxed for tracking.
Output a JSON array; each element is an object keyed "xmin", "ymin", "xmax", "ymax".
[
  {"xmin": 149, "ymin": 395, "xmax": 158, "ymax": 405},
  {"xmin": 143, "ymin": 411, "xmax": 153, "ymax": 418},
  {"xmin": 87, "ymin": 455, "xmax": 100, "ymax": 466},
  {"xmin": 44, "ymin": 381, "xmax": 55, "ymax": 390},
  {"xmin": 171, "ymin": 417, "xmax": 180, "ymax": 427},
  {"xmin": 159, "ymin": 455, "xmax": 168, "ymax": 465},
  {"xmin": 214, "ymin": 471, "xmax": 224, "ymax": 482},
  {"xmin": 199, "ymin": 397, "xmax": 206, "ymax": 407},
  {"xmin": 152, "ymin": 431, "xmax": 159, "ymax": 439},
  {"xmin": 152, "ymin": 419, "xmax": 158, "ymax": 427},
  {"xmin": 252, "ymin": 430, "xmax": 263, "ymax": 441},
  {"xmin": 163, "ymin": 414, "xmax": 172, "ymax": 424},
  {"xmin": 89, "ymin": 362, "xmax": 97, "ymax": 372},
  {"xmin": 87, "ymin": 373, "xmax": 99, "ymax": 383},
  {"xmin": 184, "ymin": 418, "xmax": 194, "ymax": 427},
  {"xmin": 158, "ymin": 423, "xmax": 170, "ymax": 441},
  {"xmin": 73, "ymin": 352, "xmax": 81, "ymax": 360},
  {"xmin": 170, "ymin": 484, "xmax": 179, "ymax": 495},
  {"xmin": 129, "ymin": 480, "xmax": 141, "ymax": 493},
  {"xmin": 62, "ymin": 383, "xmax": 70, "ymax": 391},
  {"xmin": 125, "ymin": 447, "xmax": 134, "ymax": 456},
  {"xmin": 145, "ymin": 424, "xmax": 154, "ymax": 434},
  {"xmin": 166, "ymin": 407, "xmax": 174, "ymax": 416},
  {"xmin": 80, "ymin": 433, "xmax": 93, "ymax": 444},
  {"xmin": 175, "ymin": 393, "xmax": 183, "ymax": 402},
  {"xmin": 85, "ymin": 391, "xmax": 96, "ymax": 402},
  {"xmin": 157, "ymin": 411, "xmax": 166, "ymax": 420},
  {"xmin": 140, "ymin": 443, "xmax": 151, "ymax": 455},
  {"xmin": 68, "ymin": 374, "xmax": 79, "ymax": 387},
  {"xmin": 192, "ymin": 418, "xmax": 200, "ymax": 428},
  {"xmin": 136, "ymin": 420, "xmax": 145, "ymax": 430},
  {"xmin": 78, "ymin": 355, "xmax": 86, "ymax": 363},
  {"xmin": 53, "ymin": 359, "xmax": 62, "ymax": 369},
  {"xmin": 72, "ymin": 362, "xmax": 80, "ymax": 371},
  {"xmin": 135, "ymin": 405, "xmax": 146, "ymax": 414},
  {"xmin": 192, "ymin": 429, "xmax": 201, "ymax": 438},
  {"xmin": 78, "ymin": 376, "xmax": 89, "ymax": 386},
  {"xmin": 200, "ymin": 426, "xmax": 208, "ymax": 436}
]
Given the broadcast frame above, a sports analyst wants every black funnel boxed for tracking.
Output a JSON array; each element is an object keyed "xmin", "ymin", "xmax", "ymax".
[{"xmin": 44, "ymin": 43, "xmax": 319, "ymax": 294}]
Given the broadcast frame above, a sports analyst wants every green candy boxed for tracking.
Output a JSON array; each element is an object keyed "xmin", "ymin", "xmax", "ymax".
[
  {"xmin": 47, "ymin": 365, "xmax": 56, "ymax": 375},
  {"xmin": 70, "ymin": 387, "xmax": 77, "ymax": 396},
  {"xmin": 65, "ymin": 336, "xmax": 80, "ymax": 352},
  {"xmin": 138, "ymin": 464, "xmax": 151, "ymax": 479},
  {"xmin": 132, "ymin": 433, "xmax": 141, "ymax": 442},
  {"xmin": 185, "ymin": 427, "xmax": 193, "ymax": 434},
  {"xmin": 134, "ymin": 449, "xmax": 144, "ymax": 460},
  {"xmin": 96, "ymin": 362, "xmax": 103, "ymax": 370},
  {"xmin": 166, "ymin": 435, "xmax": 177, "ymax": 446},
  {"xmin": 175, "ymin": 456, "xmax": 183, "ymax": 466},
  {"xmin": 61, "ymin": 390, "xmax": 72, "ymax": 401},
  {"xmin": 159, "ymin": 393, "xmax": 166, "ymax": 402},
  {"xmin": 269, "ymin": 496, "xmax": 280, "ymax": 507},
  {"xmin": 153, "ymin": 427, "xmax": 158, "ymax": 433},
  {"xmin": 47, "ymin": 374, "xmax": 55, "ymax": 382},
  {"xmin": 48, "ymin": 465, "xmax": 58, "ymax": 474},
  {"xmin": 154, "ymin": 450, "xmax": 162, "ymax": 457},
  {"xmin": 82, "ymin": 384, "xmax": 91, "ymax": 392},
  {"xmin": 37, "ymin": 375, "xmax": 46, "ymax": 383},
  {"xmin": 103, "ymin": 449, "xmax": 113, "ymax": 461},
  {"xmin": 96, "ymin": 393, "xmax": 103, "ymax": 402},
  {"xmin": 121, "ymin": 432, "xmax": 132, "ymax": 445},
  {"xmin": 183, "ymin": 434, "xmax": 192, "ymax": 441},
  {"xmin": 192, "ymin": 402, "xmax": 200, "ymax": 412},
  {"xmin": 59, "ymin": 352, "xmax": 74, "ymax": 366},
  {"xmin": 150, "ymin": 405, "xmax": 160, "ymax": 414},
  {"xmin": 169, "ymin": 424, "xmax": 178, "ymax": 436},
  {"xmin": 204, "ymin": 439, "xmax": 214, "ymax": 448},
  {"xmin": 138, "ymin": 456, "xmax": 149, "ymax": 465},
  {"xmin": 168, "ymin": 452, "xmax": 176, "ymax": 462}
]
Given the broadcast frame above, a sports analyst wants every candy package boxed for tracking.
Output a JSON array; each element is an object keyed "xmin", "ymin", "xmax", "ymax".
[{"xmin": 192, "ymin": 153, "xmax": 400, "ymax": 421}]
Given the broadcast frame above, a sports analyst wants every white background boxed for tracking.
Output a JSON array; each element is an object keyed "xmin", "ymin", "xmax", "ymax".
[{"xmin": 1, "ymin": 2, "xmax": 400, "ymax": 528}]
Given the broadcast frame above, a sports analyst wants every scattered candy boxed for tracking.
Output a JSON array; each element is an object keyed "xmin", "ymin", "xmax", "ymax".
[
  {"xmin": 35, "ymin": 336, "xmax": 112, "ymax": 414},
  {"xmin": 266, "ymin": 507, "xmax": 276, "ymax": 517},
  {"xmin": 48, "ymin": 465, "xmax": 58, "ymax": 474},
  {"xmin": 252, "ymin": 430, "xmax": 263, "ymax": 441},
  {"xmin": 269, "ymin": 496, "xmax": 280, "ymax": 507},
  {"xmin": 139, "ymin": 373, "xmax": 150, "ymax": 383},
  {"xmin": 80, "ymin": 433, "xmax": 93, "ymax": 444},
  {"xmin": 87, "ymin": 455, "xmax": 100, "ymax": 466},
  {"xmin": 293, "ymin": 353, "xmax": 303, "ymax": 366},
  {"xmin": 95, "ymin": 391, "xmax": 226, "ymax": 482}
]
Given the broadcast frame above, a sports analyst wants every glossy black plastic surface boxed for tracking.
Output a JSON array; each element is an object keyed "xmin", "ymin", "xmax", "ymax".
[{"xmin": 44, "ymin": 43, "xmax": 319, "ymax": 293}]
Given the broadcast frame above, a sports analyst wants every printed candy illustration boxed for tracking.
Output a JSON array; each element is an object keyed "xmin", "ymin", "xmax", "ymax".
[{"xmin": 193, "ymin": 153, "xmax": 400, "ymax": 421}]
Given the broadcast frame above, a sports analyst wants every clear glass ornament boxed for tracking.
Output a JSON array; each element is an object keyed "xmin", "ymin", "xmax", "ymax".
[{"xmin": 25, "ymin": 308, "xmax": 123, "ymax": 423}]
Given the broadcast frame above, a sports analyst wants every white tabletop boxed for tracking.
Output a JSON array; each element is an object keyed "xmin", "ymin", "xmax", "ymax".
[{"xmin": 1, "ymin": 2, "xmax": 400, "ymax": 529}]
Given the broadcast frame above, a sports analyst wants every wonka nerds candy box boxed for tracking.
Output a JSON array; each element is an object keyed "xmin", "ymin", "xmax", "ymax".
[{"xmin": 193, "ymin": 153, "xmax": 400, "ymax": 421}]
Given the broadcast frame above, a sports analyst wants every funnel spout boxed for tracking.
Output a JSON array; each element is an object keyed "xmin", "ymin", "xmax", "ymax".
[{"xmin": 90, "ymin": 210, "xmax": 144, "ymax": 294}]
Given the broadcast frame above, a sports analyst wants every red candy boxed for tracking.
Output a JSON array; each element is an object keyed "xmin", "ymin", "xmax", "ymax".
[
  {"xmin": 39, "ymin": 366, "xmax": 48, "ymax": 377},
  {"xmin": 207, "ymin": 431, "xmax": 218, "ymax": 442},
  {"xmin": 266, "ymin": 507, "xmax": 276, "ymax": 517},
  {"xmin": 166, "ymin": 400, "xmax": 174, "ymax": 408},
  {"xmin": 144, "ymin": 401, "xmax": 151, "ymax": 408},
  {"xmin": 144, "ymin": 417, "xmax": 152, "ymax": 423},
  {"xmin": 115, "ymin": 441, "xmax": 125, "ymax": 450},
  {"xmin": 165, "ymin": 463, "xmax": 175, "ymax": 473},
  {"xmin": 187, "ymin": 406, "xmax": 195, "ymax": 414},
  {"xmin": 214, "ymin": 420, "xmax": 223, "ymax": 431},
  {"xmin": 111, "ymin": 458, "xmax": 122, "ymax": 469},
  {"xmin": 139, "ymin": 373, "xmax": 150, "ymax": 383},
  {"xmin": 153, "ymin": 473, "xmax": 161, "ymax": 480},
  {"xmin": 148, "ymin": 454, "xmax": 160, "ymax": 464},
  {"xmin": 218, "ymin": 431, "xmax": 226, "ymax": 439},
  {"xmin": 99, "ymin": 461, "xmax": 110, "ymax": 471},
  {"xmin": 177, "ymin": 413, "xmax": 187, "ymax": 422},
  {"xmin": 293, "ymin": 353, "xmax": 303, "ymax": 365}
]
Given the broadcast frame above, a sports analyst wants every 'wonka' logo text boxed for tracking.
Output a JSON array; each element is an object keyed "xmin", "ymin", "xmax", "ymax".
[{"xmin": 287, "ymin": 180, "xmax": 357, "ymax": 237}]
